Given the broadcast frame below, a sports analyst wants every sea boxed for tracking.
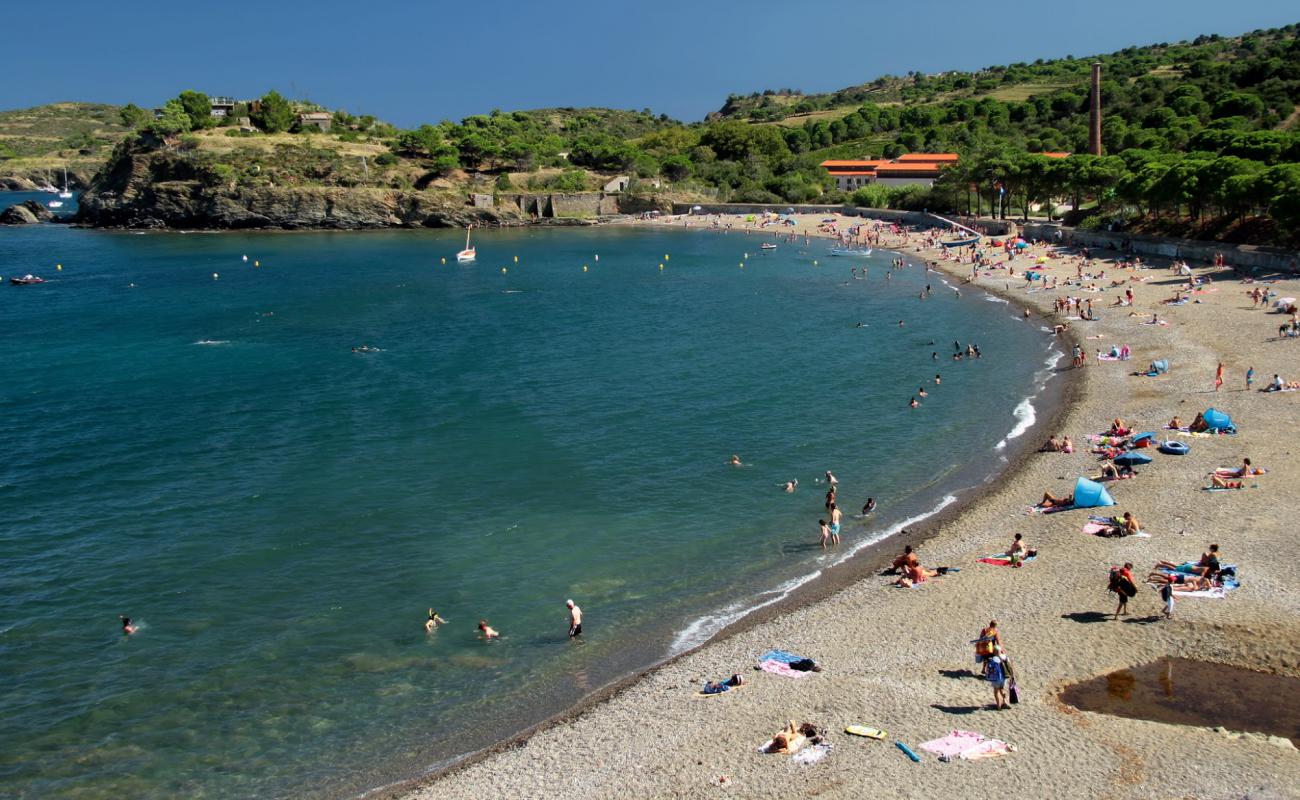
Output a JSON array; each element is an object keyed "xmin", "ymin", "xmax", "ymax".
[{"xmin": 0, "ymin": 204, "xmax": 1060, "ymax": 798}]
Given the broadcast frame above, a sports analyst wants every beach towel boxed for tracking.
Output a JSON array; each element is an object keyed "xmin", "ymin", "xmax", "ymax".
[
  {"xmin": 978, "ymin": 554, "xmax": 1037, "ymax": 566},
  {"xmin": 1097, "ymin": 354, "xmax": 1130, "ymax": 361},
  {"xmin": 758, "ymin": 649, "xmax": 802, "ymax": 665},
  {"xmin": 759, "ymin": 659, "xmax": 813, "ymax": 679},
  {"xmin": 792, "ymin": 743, "xmax": 832, "ymax": 765},
  {"xmin": 1083, "ymin": 520, "xmax": 1149, "ymax": 538},
  {"xmin": 919, "ymin": 730, "xmax": 1013, "ymax": 761}
]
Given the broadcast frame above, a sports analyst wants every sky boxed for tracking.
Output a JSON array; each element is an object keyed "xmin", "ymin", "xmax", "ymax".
[{"xmin": 4, "ymin": 1, "xmax": 1296, "ymax": 127}]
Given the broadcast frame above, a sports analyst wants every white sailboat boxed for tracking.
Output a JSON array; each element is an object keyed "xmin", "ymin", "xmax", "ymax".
[
  {"xmin": 456, "ymin": 225, "xmax": 476, "ymax": 263},
  {"xmin": 38, "ymin": 170, "xmax": 57, "ymax": 193},
  {"xmin": 58, "ymin": 168, "xmax": 73, "ymax": 199}
]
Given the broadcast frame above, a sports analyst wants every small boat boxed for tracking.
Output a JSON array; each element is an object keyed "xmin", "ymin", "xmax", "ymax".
[
  {"xmin": 456, "ymin": 225, "xmax": 476, "ymax": 263},
  {"xmin": 828, "ymin": 247, "xmax": 873, "ymax": 257},
  {"xmin": 10, "ymin": 274, "xmax": 46, "ymax": 285},
  {"xmin": 940, "ymin": 237, "xmax": 980, "ymax": 248},
  {"xmin": 760, "ymin": 242, "xmax": 777, "ymax": 250},
  {"xmin": 58, "ymin": 168, "xmax": 73, "ymax": 199},
  {"xmin": 47, "ymin": 200, "xmax": 64, "ymax": 209}
]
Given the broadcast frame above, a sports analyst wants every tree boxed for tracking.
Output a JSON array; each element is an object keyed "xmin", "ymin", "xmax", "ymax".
[
  {"xmin": 178, "ymin": 90, "xmax": 213, "ymax": 130},
  {"xmin": 661, "ymin": 155, "xmax": 693, "ymax": 182},
  {"xmin": 120, "ymin": 103, "xmax": 150, "ymax": 130},
  {"xmin": 147, "ymin": 99, "xmax": 192, "ymax": 137},
  {"xmin": 253, "ymin": 91, "xmax": 295, "ymax": 133}
]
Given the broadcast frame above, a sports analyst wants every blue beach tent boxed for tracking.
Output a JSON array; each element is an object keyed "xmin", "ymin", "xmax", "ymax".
[
  {"xmin": 1145, "ymin": 359, "xmax": 1170, "ymax": 376},
  {"xmin": 1201, "ymin": 408, "xmax": 1235, "ymax": 432},
  {"xmin": 1073, "ymin": 477, "xmax": 1115, "ymax": 508}
]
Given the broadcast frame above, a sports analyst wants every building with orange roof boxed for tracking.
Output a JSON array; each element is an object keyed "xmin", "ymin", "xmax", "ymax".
[
  {"xmin": 1040, "ymin": 151, "xmax": 1071, "ymax": 159},
  {"xmin": 820, "ymin": 154, "xmax": 959, "ymax": 190}
]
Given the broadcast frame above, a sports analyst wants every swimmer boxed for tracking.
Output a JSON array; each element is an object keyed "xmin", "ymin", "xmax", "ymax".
[
  {"xmin": 824, "ymin": 470, "xmax": 838, "ymax": 486},
  {"xmin": 425, "ymin": 608, "xmax": 447, "ymax": 632},
  {"xmin": 898, "ymin": 319, "xmax": 904, "ymax": 327},
  {"xmin": 861, "ymin": 497, "xmax": 876, "ymax": 515},
  {"xmin": 780, "ymin": 479, "xmax": 799, "ymax": 493},
  {"xmin": 918, "ymin": 387, "xmax": 928, "ymax": 397},
  {"xmin": 909, "ymin": 397, "xmax": 919, "ymax": 408},
  {"xmin": 477, "ymin": 620, "xmax": 500, "ymax": 639},
  {"xmin": 729, "ymin": 454, "xmax": 743, "ymax": 467},
  {"xmin": 120, "ymin": 616, "xmax": 138, "ymax": 635}
]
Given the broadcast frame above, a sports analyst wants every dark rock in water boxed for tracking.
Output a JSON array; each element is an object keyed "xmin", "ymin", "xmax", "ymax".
[
  {"xmin": 0, "ymin": 175, "xmax": 40, "ymax": 191},
  {"xmin": 0, "ymin": 200, "xmax": 55, "ymax": 225}
]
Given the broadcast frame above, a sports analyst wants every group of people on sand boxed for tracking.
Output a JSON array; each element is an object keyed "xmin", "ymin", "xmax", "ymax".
[
  {"xmin": 1040, "ymin": 434, "xmax": 1074, "ymax": 453},
  {"xmin": 887, "ymin": 543, "xmax": 959, "ymax": 587},
  {"xmin": 1110, "ymin": 545, "xmax": 1226, "ymax": 619}
]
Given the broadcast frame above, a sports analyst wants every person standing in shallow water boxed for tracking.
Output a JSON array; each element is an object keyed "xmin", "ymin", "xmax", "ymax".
[
  {"xmin": 829, "ymin": 503, "xmax": 842, "ymax": 545},
  {"xmin": 566, "ymin": 599, "xmax": 582, "ymax": 639}
]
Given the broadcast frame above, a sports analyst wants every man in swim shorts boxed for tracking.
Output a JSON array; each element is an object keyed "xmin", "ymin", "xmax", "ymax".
[
  {"xmin": 566, "ymin": 599, "xmax": 583, "ymax": 638},
  {"xmin": 828, "ymin": 503, "xmax": 842, "ymax": 545}
]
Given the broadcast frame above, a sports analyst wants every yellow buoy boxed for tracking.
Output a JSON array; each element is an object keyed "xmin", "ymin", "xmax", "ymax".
[
  {"xmin": 659, "ymin": 264, "xmax": 664, "ymax": 271},
  {"xmin": 513, "ymin": 255, "xmax": 518, "ymax": 263},
  {"xmin": 739, "ymin": 262, "xmax": 744, "ymax": 268},
  {"xmin": 664, "ymin": 254, "xmax": 669, "ymax": 261},
  {"xmin": 440, "ymin": 257, "xmax": 446, "ymax": 265},
  {"xmin": 813, "ymin": 260, "xmax": 818, "ymax": 266},
  {"xmin": 583, "ymin": 265, "xmax": 589, "ymax": 272},
  {"xmin": 501, "ymin": 267, "xmax": 508, "ymax": 273},
  {"xmin": 212, "ymin": 272, "xmax": 219, "ymax": 280},
  {"xmin": 254, "ymin": 260, "xmax": 260, "ymax": 267}
]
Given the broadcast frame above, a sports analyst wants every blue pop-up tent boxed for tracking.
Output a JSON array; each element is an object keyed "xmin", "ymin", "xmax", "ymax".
[
  {"xmin": 1145, "ymin": 359, "xmax": 1170, "ymax": 376},
  {"xmin": 1202, "ymin": 408, "xmax": 1235, "ymax": 432},
  {"xmin": 1073, "ymin": 477, "xmax": 1115, "ymax": 508}
]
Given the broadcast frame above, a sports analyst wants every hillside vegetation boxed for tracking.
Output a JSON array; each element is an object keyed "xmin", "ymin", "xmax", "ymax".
[
  {"xmin": 0, "ymin": 102, "xmax": 130, "ymax": 181},
  {"xmin": 13, "ymin": 22, "xmax": 1300, "ymax": 243}
]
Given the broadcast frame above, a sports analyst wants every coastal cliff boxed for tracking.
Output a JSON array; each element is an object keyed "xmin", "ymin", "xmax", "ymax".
[
  {"xmin": 73, "ymin": 144, "xmax": 523, "ymax": 229},
  {"xmin": 70, "ymin": 138, "xmax": 668, "ymax": 230}
]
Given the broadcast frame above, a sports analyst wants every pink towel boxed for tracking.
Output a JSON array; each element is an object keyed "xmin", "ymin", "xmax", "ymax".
[
  {"xmin": 919, "ymin": 730, "xmax": 1012, "ymax": 760},
  {"xmin": 758, "ymin": 659, "xmax": 812, "ymax": 679}
]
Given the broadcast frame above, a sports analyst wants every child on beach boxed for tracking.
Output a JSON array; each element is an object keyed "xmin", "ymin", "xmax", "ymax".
[
  {"xmin": 1109, "ymin": 564, "xmax": 1137, "ymax": 619},
  {"xmin": 818, "ymin": 519, "xmax": 831, "ymax": 549}
]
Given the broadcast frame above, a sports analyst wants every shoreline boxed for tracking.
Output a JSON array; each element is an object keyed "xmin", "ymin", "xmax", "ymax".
[
  {"xmin": 374, "ymin": 216, "xmax": 1086, "ymax": 798},
  {"xmin": 396, "ymin": 212, "xmax": 1300, "ymax": 799}
]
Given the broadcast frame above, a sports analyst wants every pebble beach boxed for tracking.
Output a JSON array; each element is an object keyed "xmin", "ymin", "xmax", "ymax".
[{"xmin": 397, "ymin": 213, "xmax": 1300, "ymax": 800}]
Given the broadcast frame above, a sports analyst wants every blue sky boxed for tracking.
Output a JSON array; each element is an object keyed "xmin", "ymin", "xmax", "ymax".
[{"xmin": 3, "ymin": 1, "xmax": 1295, "ymax": 126}]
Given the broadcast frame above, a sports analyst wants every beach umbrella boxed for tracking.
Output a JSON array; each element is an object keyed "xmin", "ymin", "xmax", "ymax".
[
  {"xmin": 1201, "ymin": 408, "xmax": 1235, "ymax": 432},
  {"xmin": 1275, "ymin": 297, "xmax": 1295, "ymax": 307},
  {"xmin": 1114, "ymin": 451, "xmax": 1153, "ymax": 467},
  {"xmin": 1015, "ymin": 241, "xmax": 1030, "ymax": 249}
]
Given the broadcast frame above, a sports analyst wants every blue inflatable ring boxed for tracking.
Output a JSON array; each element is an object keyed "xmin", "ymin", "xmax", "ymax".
[{"xmin": 1159, "ymin": 441, "xmax": 1189, "ymax": 455}]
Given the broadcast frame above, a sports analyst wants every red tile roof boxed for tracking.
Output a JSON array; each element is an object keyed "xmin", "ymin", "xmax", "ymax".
[
  {"xmin": 896, "ymin": 153, "xmax": 959, "ymax": 162},
  {"xmin": 831, "ymin": 171, "xmax": 878, "ymax": 176},
  {"xmin": 874, "ymin": 162, "xmax": 944, "ymax": 174},
  {"xmin": 820, "ymin": 159, "xmax": 886, "ymax": 168}
]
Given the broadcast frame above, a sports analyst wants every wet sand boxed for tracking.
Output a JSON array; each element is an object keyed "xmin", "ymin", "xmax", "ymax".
[{"xmin": 395, "ymin": 213, "xmax": 1300, "ymax": 799}]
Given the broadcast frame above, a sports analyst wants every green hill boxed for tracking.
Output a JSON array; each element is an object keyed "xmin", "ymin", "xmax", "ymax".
[{"xmin": 0, "ymin": 102, "xmax": 129, "ymax": 171}]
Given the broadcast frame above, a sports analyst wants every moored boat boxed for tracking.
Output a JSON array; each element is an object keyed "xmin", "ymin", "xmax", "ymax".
[
  {"xmin": 10, "ymin": 274, "xmax": 46, "ymax": 285},
  {"xmin": 456, "ymin": 225, "xmax": 476, "ymax": 263},
  {"xmin": 828, "ymin": 247, "xmax": 873, "ymax": 257}
]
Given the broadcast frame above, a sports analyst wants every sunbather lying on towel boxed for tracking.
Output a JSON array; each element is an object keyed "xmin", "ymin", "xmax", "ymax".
[
  {"xmin": 1146, "ymin": 571, "xmax": 1212, "ymax": 591},
  {"xmin": 1189, "ymin": 412, "xmax": 1210, "ymax": 433},
  {"xmin": 1211, "ymin": 459, "xmax": 1257, "ymax": 487},
  {"xmin": 1037, "ymin": 492, "xmax": 1074, "ymax": 509},
  {"xmin": 700, "ymin": 674, "xmax": 745, "ymax": 694},
  {"xmin": 764, "ymin": 721, "xmax": 824, "ymax": 754}
]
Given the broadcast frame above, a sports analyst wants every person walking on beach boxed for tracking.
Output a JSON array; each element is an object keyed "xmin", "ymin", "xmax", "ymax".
[
  {"xmin": 1109, "ymin": 563, "xmax": 1137, "ymax": 619},
  {"xmin": 986, "ymin": 646, "xmax": 1012, "ymax": 710},
  {"xmin": 566, "ymin": 599, "xmax": 583, "ymax": 639},
  {"xmin": 1246, "ymin": 366, "xmax": 1254, "ymax": 391},
  {"xmin": 1215, "ymin": 362, "xmax": 1224, "ymax": 392}
]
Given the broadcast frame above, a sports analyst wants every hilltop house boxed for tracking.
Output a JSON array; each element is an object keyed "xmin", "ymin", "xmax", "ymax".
[
  {"xmin": 820, "ymin": 153, "xmax": 960, "ymax": 189},
  {"xmin": 209, "ymin": 97, "xmax": 237, "ymax": 118},
  {"xmin": 297, "ymin": 112, "xmax": 332, "ymax": 132}
]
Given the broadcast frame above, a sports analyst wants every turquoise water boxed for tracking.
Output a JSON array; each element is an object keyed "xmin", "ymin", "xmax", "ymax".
[{"xmin": 0, "ymin": 217, "xmax": 1056, "ymax": 798}]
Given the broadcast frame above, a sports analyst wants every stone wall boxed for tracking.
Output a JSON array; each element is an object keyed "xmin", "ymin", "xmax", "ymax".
[{"xmin": 1021, "ymin": 223, "xmax": 1300, "ymax": 272}]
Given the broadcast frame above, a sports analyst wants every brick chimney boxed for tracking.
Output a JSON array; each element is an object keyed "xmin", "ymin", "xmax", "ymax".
[{"xmin": 1089, "ymin": 62, "xmax": 1103, "ymax": 156}]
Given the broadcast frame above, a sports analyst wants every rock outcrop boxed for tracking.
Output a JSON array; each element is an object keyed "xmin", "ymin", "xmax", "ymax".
[
  {"xmin": 0, "ymin": 200, "xmax": 56, "ymax": 225},
  {"xmin": 73, "ymin": 143, "xmax": 524, "ymax": 230}
]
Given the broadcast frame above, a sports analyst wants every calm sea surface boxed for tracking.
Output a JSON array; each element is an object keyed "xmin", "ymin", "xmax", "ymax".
[{"xmin": 0, "ymin": 212, "xmax": 1056, "ymax": 798}]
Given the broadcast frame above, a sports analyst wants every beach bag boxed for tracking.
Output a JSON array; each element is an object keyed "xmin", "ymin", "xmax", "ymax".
[
  {"xmin": 975, "ymin": 631, "xmax": 996, "ymax": 657},
  {"xmin": 1009, "ymin": 679, "xmax": 1020, "ymax": 704}
]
